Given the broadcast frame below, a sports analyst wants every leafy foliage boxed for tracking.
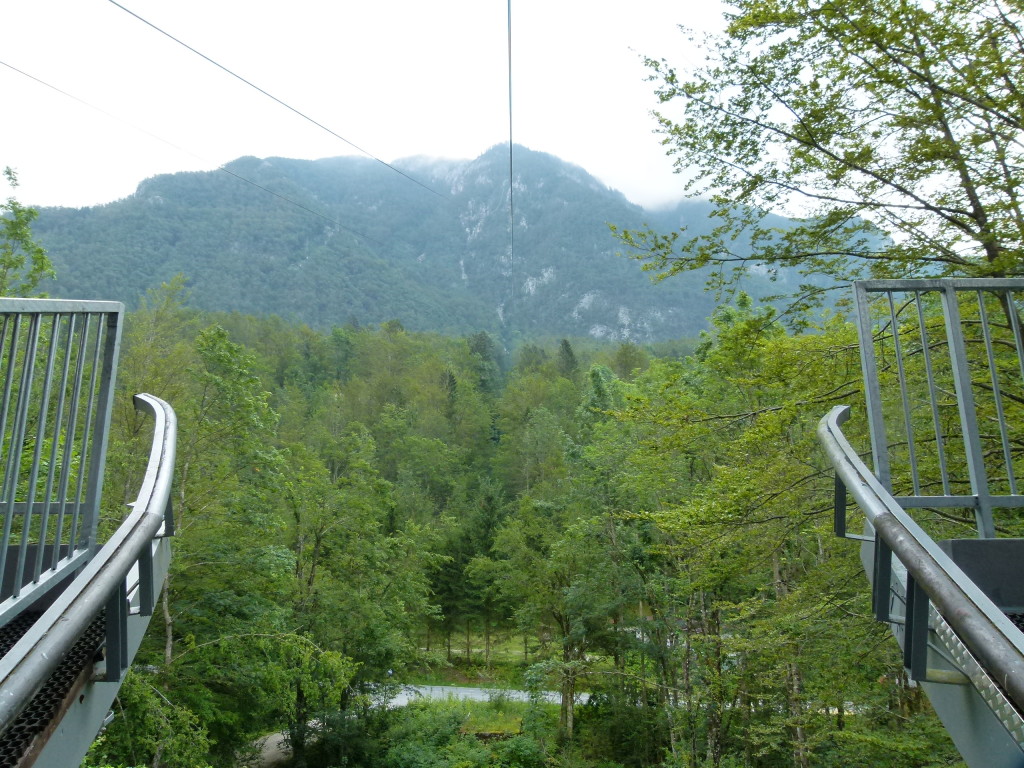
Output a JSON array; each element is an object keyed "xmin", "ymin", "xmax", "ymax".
[
  {"xmin": 88, "ymin": 281, "xmax": 969, "ymax": 767},
  {"xmin": 0, "ymin": 167, "xmax": 54, "ymax": 296}
]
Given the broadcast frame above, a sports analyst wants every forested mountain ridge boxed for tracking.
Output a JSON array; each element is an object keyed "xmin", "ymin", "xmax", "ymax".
[{"xmin": 32, "ymin": 146, "xmax": 799, "ymax": 341}]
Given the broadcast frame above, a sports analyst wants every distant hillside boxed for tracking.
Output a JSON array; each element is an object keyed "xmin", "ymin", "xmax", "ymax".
[{"xmin": 33, "ymin": 145, "xmax": 804, "ymax": 342}]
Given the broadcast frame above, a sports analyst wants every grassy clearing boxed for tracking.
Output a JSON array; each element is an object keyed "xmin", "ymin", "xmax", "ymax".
[
  {"xmin": 407, "ymin": 632, "xmax": 535, "ymax": 687},
  {"xmin": 461, "ymin": 698, "xmax": 535, "ymax": 734}
]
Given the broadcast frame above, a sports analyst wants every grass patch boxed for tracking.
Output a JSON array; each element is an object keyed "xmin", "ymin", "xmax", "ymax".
[{"xmin": 463, "ymin": 698, "xmax": 528, "ymax": 734}]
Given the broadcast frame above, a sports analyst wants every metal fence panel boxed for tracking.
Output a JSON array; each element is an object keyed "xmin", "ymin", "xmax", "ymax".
[
  {"xmin": 0, "ymin": 299, "xmax": 123, "ymax": 625},
  {"xmin": 853, "ymin": 279, "xmax": 1024, "ymax": 538}
]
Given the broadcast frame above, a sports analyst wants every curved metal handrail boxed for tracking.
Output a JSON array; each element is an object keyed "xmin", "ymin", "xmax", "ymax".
[
  {"xmin": 0, "ymin": 393, "xmax": 175, "ymax": 731},
  {"xmin": 818, "ymin": 404, "xmax": 1024, "ymax": 711}
]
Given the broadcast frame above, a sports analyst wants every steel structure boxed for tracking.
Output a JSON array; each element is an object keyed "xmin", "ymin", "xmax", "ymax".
[
  {"xmin": 0, "ymin": 299, "xmax": 175, "ymax": 767},
  {"xmin": 820, "ymin": 279, "xmax": 1024, "ymax": 766}
]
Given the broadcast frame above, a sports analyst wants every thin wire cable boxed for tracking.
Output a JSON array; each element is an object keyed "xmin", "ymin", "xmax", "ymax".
[
  {"xmin": 107, "ymin": 0, "xmax": 449, "ymax": 202},
  {"xmin": 0, "ymin": 59, "xmax": 387, "ymax": 248},
  {"xmin": 0, "ymin": 59, "xmax": 195, "ymax": 160},
  {"xmin": 507, "ymin": 0, "xmax": 516, "ymax": 327}
]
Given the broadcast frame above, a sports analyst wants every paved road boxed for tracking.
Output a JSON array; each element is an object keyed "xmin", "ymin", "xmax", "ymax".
[{"xmin": 389, "ymin": 684, "xmax": 565, "ymax": 706}]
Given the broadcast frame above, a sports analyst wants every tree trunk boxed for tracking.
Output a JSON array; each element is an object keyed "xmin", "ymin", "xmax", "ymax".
[
  {"xmin": 787, "ymin": 662, "xmax": 810, "ymax": 768},
  {"xmin": 291, "ymin": 682, "xmax": 308, "ymax": 768},
  {"xmin": 773, "ymin": 553, "xmax": 809, "ymax": 768},
  {"xmin": 559, "ymin": 660, "xmax": 576, "ymax": 743},
  {"xmin": 484, "ymin": 613, "xmax": 491, "ymax": 667},
  {"xmin": 161, "ymin": 574, "xmax": 173, "ymax": 666},
  {"xmin": 698, "ymin": 594, "xmax": 723, "ymax": 768},
  {"xmin": 683, "ymin": 626, "xmax": 697, "ymax": 768}
]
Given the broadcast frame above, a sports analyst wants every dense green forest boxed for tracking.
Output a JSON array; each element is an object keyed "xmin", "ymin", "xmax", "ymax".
[{"xmin": 81, "ymin": 279, "xmax": 963, "ymax": 768}]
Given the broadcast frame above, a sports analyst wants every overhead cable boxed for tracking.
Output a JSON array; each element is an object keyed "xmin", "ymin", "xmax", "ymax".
[
  {"xmin": 0, "ymin": 59, "xmax": 387, "ymax": 248},
  {"xmin": 507, "ymin": 0, "xmax": 516, "ymax": 323},
  {"xmin": 106, "ymin": 0, "xmax": 449, "ymax": 201}
]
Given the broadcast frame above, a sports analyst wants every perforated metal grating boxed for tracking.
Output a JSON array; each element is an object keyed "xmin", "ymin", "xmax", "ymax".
[
  {"xmin": 934, "ymin": 613, "xmax": 1024, "ymax": 750},
  {"xmin": 0, "ymin": 612, "xmax": 105, "ymax": 767}
]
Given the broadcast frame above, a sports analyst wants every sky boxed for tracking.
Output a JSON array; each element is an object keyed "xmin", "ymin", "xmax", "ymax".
[{"xmin": 1, "ymin": 0, "xmax": 725, "ymax": 210}]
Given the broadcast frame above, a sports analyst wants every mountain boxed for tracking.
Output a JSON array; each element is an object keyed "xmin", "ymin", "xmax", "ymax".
[{"xmin": 32, "ymin": 145, "xmax": 803, "ymax": 342}]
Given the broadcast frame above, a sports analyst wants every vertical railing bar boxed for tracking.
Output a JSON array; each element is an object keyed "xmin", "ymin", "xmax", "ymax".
[
  {"xmin": 65, "ymin": 315, "xmax": 95, "ymax": 561},
  {"xmin": 0, "ymin": 314, "xmax": 14, "ymax": 496},
  {"xmin": 940, "ymin": 286, "xmax": 995, "ymax": 538},
  {"xmin": 104, "ymin": 581, "xmax": 128, "ymax": 683},
  {"xmin": 48, "ymin": 315, "xmax": 80, "ymax": 571},
  {"xmin": 888, "ymin": 292, "xmax": 922, "ymax": 495},
  {"xmin": 139, "ymin": 545, "xmax": 154, "ymax": 616},
  {"xmin": 1008, "ymin": 289, "xmax": 1024, "ymax": 387},
  {"xmin": 48, "ymin": 313, "xmax": 82, "ymax": 573},
  {"xmin": 80, "ymin": 314, "xmax": 110, "ymax": 547},
  {"xmin": 82, "ymin": 309, "xmax": 121, "ymax": 547},
  {"xmin": 74, "ymin": 315, "xmax": 101, "ymax": 550},
  {"xmin": 36, "ymin": 315, "xmax": 73, "ymax": 579},
  {"xmin": 0, "ymin": 316, "xmax": 24, "ymax": 595},
  {"xmin": 162, "ymin": 496, "xmax": 175, "ymax": 538},
  {"xmin": 977, "ymin": 291, "xmax": 1017, "ymax": 494},
  {"xmin": 834, "ymin": 474, "xmax": 847, "ymax": 538},
  {"xmin": 15, "ymin": 314, "xmax": 61, "ymax": 590},
  {"xmin": 9, "ymin": 315, "xmax": 42, "ymax": 598},
  {"xmin": 118, "ymin": 581, "xmax": 129, "ymax": 672},
  {"xmin": 914, "ymin": 293, "xmax": 951, "ymax": 495},
  {"xmin": 855, "ymin": 284, "xmax": 892, "ymax": 487},
  {"xmin": 1007, "ymin": 289, "xmax": 1024, "ymax": 493},
  {"xmin": 873, "ymin": 533, "xmax": 893, "ymax": 622},
  {"xmin": 0, "ymin": 318, "xmax": 24, "ymax": 491},
  {"xmin": 904, "ymin": 573, "xmax": 930, "ymax": 681},
  {"xmin": 52, "ymin": 314, "xmax": 88, "ymax": 569},
  {"xmin": 69, "ymin": 315, "xmax": 107, "ymax": 557},
  {"xmin": 0, "ymin": 315, "xmax": 13, "ymax": 593}
]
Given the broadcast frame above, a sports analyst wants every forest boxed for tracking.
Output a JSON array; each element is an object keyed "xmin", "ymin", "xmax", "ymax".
[{"xmin": 79, "ymin": 279, "xmax": 965, "ymax": 768}]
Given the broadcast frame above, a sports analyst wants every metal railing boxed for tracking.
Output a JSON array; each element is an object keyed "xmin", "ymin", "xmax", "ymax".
[
  {"xmin": 0, "ymin": 299, "xmax": 176, "ymax": 766},
  {"xmin": 0, "ymin": 299, "xmax": 123, "ymax": 624},
  {"xmin": 0, "ymin": 393, "xmax": 175, "ymax": 765},
  {"xmin": 823, "ymin": 279, "xmax": 1024, "ymax": 766},
  {"xmin": 820, "ymin": 408, "xmax": 1024, "ymax": 728},
  {"xmin": 852, "ymin": 279, "xmax": 1024, "ymax": 537}
]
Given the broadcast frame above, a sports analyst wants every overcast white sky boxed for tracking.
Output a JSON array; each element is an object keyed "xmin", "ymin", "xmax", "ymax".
[{"xmin": 0, "ymin": 0, "xmax": 725, "ymax": 210}]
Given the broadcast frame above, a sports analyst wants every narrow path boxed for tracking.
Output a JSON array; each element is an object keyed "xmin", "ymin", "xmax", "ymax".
[{"xmin": 255, "ymin": 731, "xmax": 289, "ymax": 767}]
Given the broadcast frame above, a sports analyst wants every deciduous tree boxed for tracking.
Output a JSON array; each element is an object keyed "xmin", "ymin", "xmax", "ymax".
[
  {"xmin": 620, "ymin": 0, "xmax": 1024, "ymax": 305},
  {"xmin": 0, "ymin": 167, "xmax": 53, "ymax": 296}
]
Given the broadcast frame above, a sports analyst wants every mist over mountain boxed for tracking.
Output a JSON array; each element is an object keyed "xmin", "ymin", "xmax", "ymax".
[{"xmin": 33, "ymin": 145, "xmax": 799, "ymax": 342}]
